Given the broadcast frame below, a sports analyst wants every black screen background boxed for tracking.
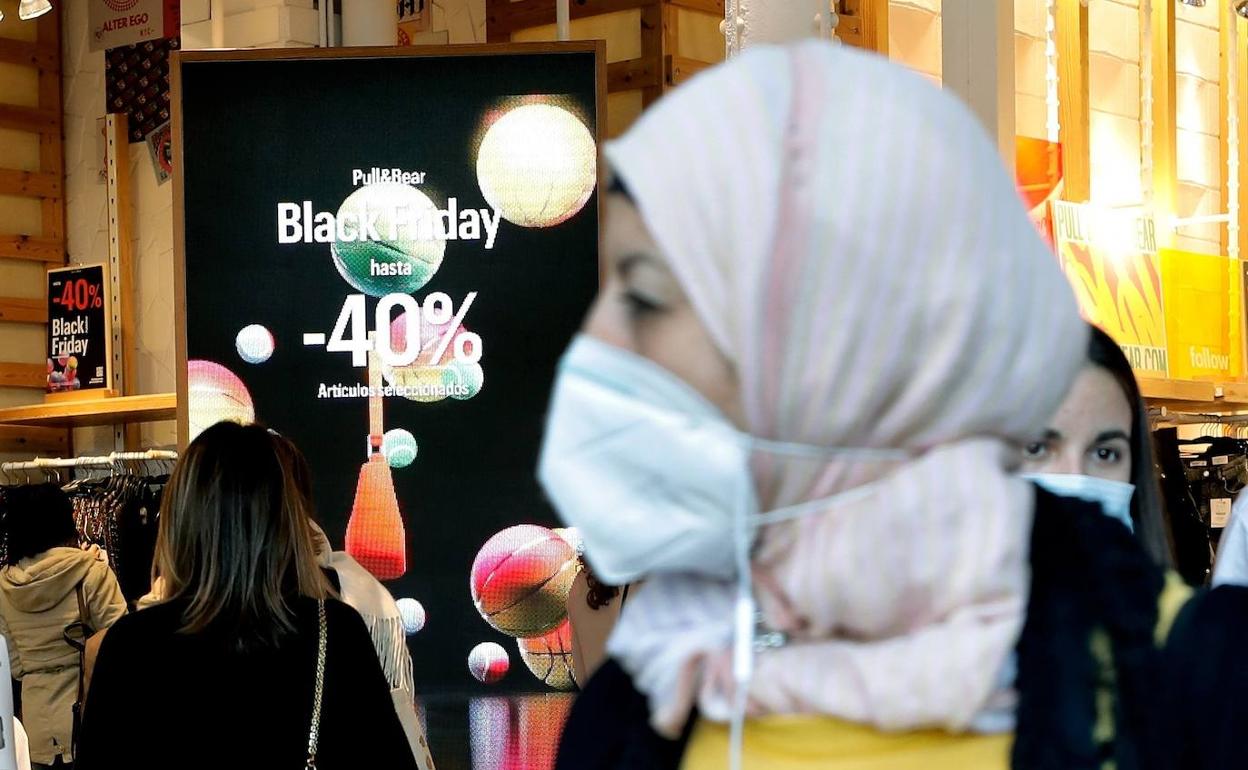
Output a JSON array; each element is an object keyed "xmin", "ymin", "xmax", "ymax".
[{"xmin": 179, "ymin": 50, "xmax": 600, "ymax": 766}]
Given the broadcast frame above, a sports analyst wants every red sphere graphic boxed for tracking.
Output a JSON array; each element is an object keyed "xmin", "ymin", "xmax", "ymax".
[
  {"xmin": 518, "ymin": 618, "xmax": 578, "ymax": 691},
  {"xmin": 470, "ymin": 524, "xmax": 577, "ymax": 638}
]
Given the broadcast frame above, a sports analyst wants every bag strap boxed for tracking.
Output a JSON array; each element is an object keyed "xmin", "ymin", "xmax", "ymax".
[
  {"xmin": 306, "ymin": 599, "xmax": 327, "ymax": 770},
  {"xmin": 68, "ymin": 581, "xmax": 90, "ymax": 760},
  {"xmin": 76, "ymin": 582, "xmax": 90, "ymax": 634},
  {"xmin": 74, "ymin": 582, "xmax": 91, "ymax": 696},
  {"xmin": 63, "ymin": 582, "xmax": 90, "ymax": 653}
]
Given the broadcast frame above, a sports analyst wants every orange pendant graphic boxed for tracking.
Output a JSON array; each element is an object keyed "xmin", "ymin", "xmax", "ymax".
[{"xmin": 345, "ymin": 453, "xmax": 407, "ymax": 580}]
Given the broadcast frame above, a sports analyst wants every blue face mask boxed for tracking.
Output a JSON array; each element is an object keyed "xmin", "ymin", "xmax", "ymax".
[{"xmin": 1022, "ymin": 473, "xmax": 1136, "ymax": 532}]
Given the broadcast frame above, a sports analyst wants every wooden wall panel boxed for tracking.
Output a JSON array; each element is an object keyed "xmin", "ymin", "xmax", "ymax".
[
  {"xmin": 1149, "ymin": 0, "xmax": 1176, "ymax": 237},
  {"xmin": 1057, "ymin": 0, "xmax": 1090, "ymax": 202},
  {"xmin": 0, "ymin": 3, "xmax": 66, "ymax": 459}
]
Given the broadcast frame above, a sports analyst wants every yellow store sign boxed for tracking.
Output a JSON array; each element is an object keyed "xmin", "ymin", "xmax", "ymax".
[
  {"xmin": 1052, "ymin": 202, "xmax": 1168, "ymax": 377},
  {"xmin": 1160, "ymin": 249, "xmax": 1243, "ymax": 381}
]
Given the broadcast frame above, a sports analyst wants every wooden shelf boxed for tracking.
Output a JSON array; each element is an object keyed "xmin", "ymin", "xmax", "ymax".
[
  {"xmin": 0, "ymin": 425, "xmax": 68, "ymax": 454},
  {"xmin": 0, "ymin": 393, "xmax": 176, "ymax": 428},
  {"xmin": 1141, "ymin": 378, "xmax": 1248, "ymax": 413}
]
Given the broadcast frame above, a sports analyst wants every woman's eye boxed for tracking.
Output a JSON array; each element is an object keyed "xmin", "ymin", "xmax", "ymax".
[
  {"xmin": 1092, "ymin": 446, "xmax": 1123, "ymax": 464},
  {"xmin": 1022, "ymin": 442, "xmax": 1049, "ymax": 460},
  {"xmin": 619, "ymin": 290, "xmax": 663, "ymax": 317}
]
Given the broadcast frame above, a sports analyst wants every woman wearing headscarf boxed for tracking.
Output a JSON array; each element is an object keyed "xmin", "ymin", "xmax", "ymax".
[{"xmin": 540, "ymin": 41, "xmax": 1171, "ymax": 770}]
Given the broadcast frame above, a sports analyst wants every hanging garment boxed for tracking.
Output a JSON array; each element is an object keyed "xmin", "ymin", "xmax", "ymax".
[
  {"xmin": 1154, "ymin": 428, "xmax": 1223, "ymax": 586},
  {"xmin": 114, "ymin": 481, "xmax": 162, "ymax": 605},
  {"xmin": 63, "ymin": 474, "xmax": 164, "ymax": 607}
]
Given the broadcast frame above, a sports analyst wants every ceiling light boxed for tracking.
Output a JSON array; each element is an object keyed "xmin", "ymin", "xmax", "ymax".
[
  {"xmin": 17, "ymin": 0, "xmax": 52, "ymax": 21},
  {"xmin": 1178, "ymin": 0, "xmax": 1205, "ymax": 7},
  {"xmin": 1237, "ymin": 0, "xmax": 1248, "ymax": 19}
]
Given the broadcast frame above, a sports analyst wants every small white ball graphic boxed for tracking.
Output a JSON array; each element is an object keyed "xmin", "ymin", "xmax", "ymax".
[
  {"xmin": 235, "ymin": 324, "xmax": 275, "ymax": 364},
  {"xmin": 468, "ymin": 642, "xmax": 510, "ymax": 684},
  {"xmin": 397, "ymin": 598, "xmax": 426, "ymax": 636},
  {"xmin": 382, "ymin": 428, "xmax": 419, "ymax": 469}
]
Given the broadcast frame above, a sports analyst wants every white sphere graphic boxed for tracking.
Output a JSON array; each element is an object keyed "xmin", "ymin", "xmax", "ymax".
[
  {"xmin": 468, "ymin": 642, "xmax": 510, "ymax": 684},
  {"xmin": 476, "ymin": 103, "xmax": 597, "ymax": 228},
  {"xmin": 235, "ymin": 324, "xmax": 275, "ymax": 364},
  {"xmin": 397, "ymin": 598, "xmax": 426, "ymax": 636}
]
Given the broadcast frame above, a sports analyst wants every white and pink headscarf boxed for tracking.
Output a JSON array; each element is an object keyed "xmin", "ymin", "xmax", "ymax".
[{"xmin": 602, "ymin": 41, "xmax": 1088, "ymax": 736}]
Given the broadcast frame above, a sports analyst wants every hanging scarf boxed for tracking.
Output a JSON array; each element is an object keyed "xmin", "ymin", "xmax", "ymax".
[{"xmin": 308, "ymin": 523, "xmax": 415, "ymax": 697}]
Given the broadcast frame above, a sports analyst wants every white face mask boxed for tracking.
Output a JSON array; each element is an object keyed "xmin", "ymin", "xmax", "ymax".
[
  {"xmin": 1022, "ymin": 472, "xmax": 1136, "ymax": 533},
  {"xmin": 538, "ymin": 334, "xmax": 907, "ymax": 770},
  {"xmin": 538, "ymin": 334, "xmax": 748, "ymax": 586}
]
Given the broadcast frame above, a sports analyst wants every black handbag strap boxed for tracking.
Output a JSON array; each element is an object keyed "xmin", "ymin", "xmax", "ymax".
[
  {"xmin": 76, "ymin": 582, "xmax": 89, "ymax": 633},
  {"xmin": 63, "ymin": 581, "xmax": 91, "ymax": 650},
  {"xmin": 62, "ymin": 581, "xmax": 91, "ymax": 758}
]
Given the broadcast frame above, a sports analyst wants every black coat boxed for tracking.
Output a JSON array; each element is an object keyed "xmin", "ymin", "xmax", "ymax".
[
  {"xmin": 74, "ymin": 596, "xmax": 417, "ymax": 770},
  {"xmin": 1158, "ymin": 583, "xmax": 1248, "ymax": 769}
]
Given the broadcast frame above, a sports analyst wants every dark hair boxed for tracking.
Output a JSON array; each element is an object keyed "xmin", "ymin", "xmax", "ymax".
[
  {"xmin": 270, "ymin": 434, "xmax": 331, "ymax": 562},
  {"xmin": 5, "ymin": 484, "xmax": 78, "ymax": 563},
  {"xmin": 154, "ymin": 422, "xmax": 331, "ymax": 648},
  {"xmin": 271, "ymin": 433, "xmax": 317, "ymax": 520},
  {"xmin": 578, "ymin": 554, "xmax": 621, "ymax": 610},
  {"xmin": 607, "ymin": 172, "xmax": 632, "ymax": 200},
  {"xmin": 1086, "ymin": 324, "xmax": 1173, "ymax": 566}
]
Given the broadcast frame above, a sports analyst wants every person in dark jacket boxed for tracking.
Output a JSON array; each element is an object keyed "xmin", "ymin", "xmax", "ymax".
[
  {"xmin": 1159, "ymin": 584, "xmax": 1248, "ymax": 769},
  {"xmin": 74, "ymin": 422, "xmax": 416, "ymax": 770}
]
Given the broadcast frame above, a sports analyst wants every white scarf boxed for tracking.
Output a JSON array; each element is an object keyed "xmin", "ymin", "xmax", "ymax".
[{"xmin": 308, "ymin": 523, "xmax": 415, "ymax": 697}]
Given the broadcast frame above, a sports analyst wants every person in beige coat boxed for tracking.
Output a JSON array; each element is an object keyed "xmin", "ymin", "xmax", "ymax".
[{"xmin": 0, "ymin": 485, "xmax": 125, "ymax": 769}]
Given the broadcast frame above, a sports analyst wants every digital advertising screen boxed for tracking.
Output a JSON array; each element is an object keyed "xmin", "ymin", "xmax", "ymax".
[{"xmin": 173, "ymin": 44, "xmax": 603, "ymax": 769}]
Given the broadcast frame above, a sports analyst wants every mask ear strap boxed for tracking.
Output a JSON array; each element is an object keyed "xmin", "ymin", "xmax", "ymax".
[
  {"xmin": 748, "ymin": 436, "xmax": 910, "ymax": 463},
  {"xmin": 754, "ymin": 478, "xmax": 883, "ymax": 528}
]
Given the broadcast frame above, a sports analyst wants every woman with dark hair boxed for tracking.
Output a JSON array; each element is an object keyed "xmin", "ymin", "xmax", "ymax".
[
  {"xmin": 1012, "ymin": 324, "xmax": 1193, "ymax": 768},
  {"xmin": 566, "ymin": 555, "xmax": 628, "ymax": 687},
  {"xmin": 74, "ymin": 422, "xmax": 417, "ymax": 770},
  {"xmin": 0, "ymin": 485, "xmax": 124, "ymax": 769},
  {"xmin": 1020, "ymin": 323, "xmax": 1173, "ymax": 565}
]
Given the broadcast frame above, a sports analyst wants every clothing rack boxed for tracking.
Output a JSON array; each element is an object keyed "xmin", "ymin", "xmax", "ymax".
[
  {"xmin": 1151, "ymin": 409, "xmax": 1248, "ymax": 437},
  {"xmin": 0, "ymin": 450, "xmax": 175, "ymax": 605},
  {"xmin": 1151, "ymin": 418, "xmax": 1248, "ymax": 585},
  {"xmin": 1, "ymin": 450, "xmax": 177, "ymax": 481}
]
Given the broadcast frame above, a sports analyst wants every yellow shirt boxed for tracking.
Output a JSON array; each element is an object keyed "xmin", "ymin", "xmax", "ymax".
[
  {"xmin": 681, "ymin": 715, "xmax": 1011, "ymax": 770},
  {"xmin": 682, "ymin": 571, "xmax": 1192, "ymax": 770}
]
